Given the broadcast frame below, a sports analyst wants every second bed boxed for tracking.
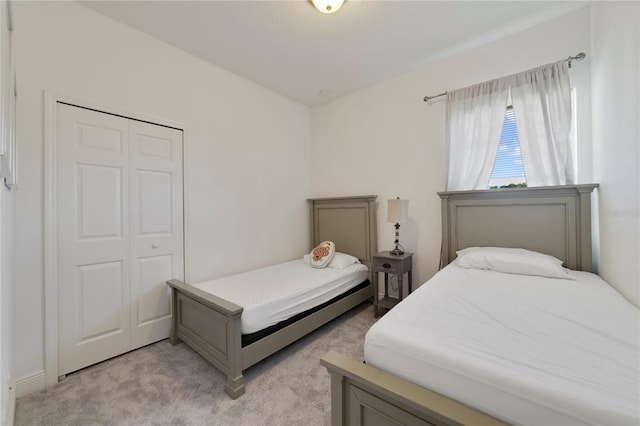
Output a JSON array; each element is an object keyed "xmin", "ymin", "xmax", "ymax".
[{"xmin": 167, "ymin": 195, "xmax": 377, "ymax": 398}]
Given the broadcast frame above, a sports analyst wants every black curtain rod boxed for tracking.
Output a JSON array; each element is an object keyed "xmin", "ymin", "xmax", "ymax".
[{"xmin": 422, "ymin": 52, "xmax": 586, "ymax": 102}]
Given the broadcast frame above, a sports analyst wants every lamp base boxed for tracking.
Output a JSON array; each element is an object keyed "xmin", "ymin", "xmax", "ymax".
[
  {"xmin": 390, "ymin": 222, "xmax": 404, "ymax": 255},
  {"xmin": 390, "ymin": 246, "xmax": 404, "ymax": 256}
]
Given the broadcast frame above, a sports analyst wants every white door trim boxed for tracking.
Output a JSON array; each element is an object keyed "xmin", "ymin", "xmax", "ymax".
[{"xmin": 43, "ymin": 91, "xmax": 189, "ymax": 387}]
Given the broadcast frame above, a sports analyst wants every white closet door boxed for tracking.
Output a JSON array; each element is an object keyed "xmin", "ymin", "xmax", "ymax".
[
  {"xmin": 129, "ymin": 120, "xmax": 183, "ymax": 349},
  {"xmin": 57, "ymin": 103, "xmax": 184, "ymax": 375},
  {"xmin": 57, "ymin": 104, "xmax": 132, "ymax": 375}
]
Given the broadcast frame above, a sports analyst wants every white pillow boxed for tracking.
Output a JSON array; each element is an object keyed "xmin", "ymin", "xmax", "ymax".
[
  {"xmin": 303, "ymin": 252, "xmax": 360, "ymax": 269},
  {"xmin": 309, "ymin": 241, "xmax": 336, "ymax": 268},
  {"xmin": 327, "ymin": 252, "xmax": 360, "ymax": 269},
  {"xmin": 455, "ymin": 247, "xmax": 575, "ymax": 280}
]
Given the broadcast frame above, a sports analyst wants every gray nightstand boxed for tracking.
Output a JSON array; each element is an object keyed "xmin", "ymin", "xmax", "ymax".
[{"xmin": 372, "ymin": 251, "xmax": 413, "ymax": 317}]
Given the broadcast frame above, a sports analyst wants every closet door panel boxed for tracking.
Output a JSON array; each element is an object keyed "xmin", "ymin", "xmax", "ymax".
[
  {"xmin": 57, "ymin": 104, "xmax": 131, "ymax": 375},
  {"xmin": 76, "ymin": 261, "xmax": 125, "ymax": 340},
  {"xmin": 136, "ymin": 255, "xmax": 173, "ymax": 325},
  {"xmin": 77, "ymin": 164, "xmax": 123, "ymax": 239},
  {"xmin": 129, "ymin": 120, "xmax": 184, "ymax": 349}
]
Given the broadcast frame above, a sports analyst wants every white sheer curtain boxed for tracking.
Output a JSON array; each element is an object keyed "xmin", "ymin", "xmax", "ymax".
[
  {"xmin": 510, "ymin": 61, "xmax": 574, "ymax": 186},
  {"xmin": 445, "ymin": 78, "xmax": 510, "ymax": 190}
]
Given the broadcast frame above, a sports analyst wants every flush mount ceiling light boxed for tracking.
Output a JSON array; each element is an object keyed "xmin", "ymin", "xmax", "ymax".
[{"xmin": 311, "ymin": 0, "xmax": 345, "ymax": 14}]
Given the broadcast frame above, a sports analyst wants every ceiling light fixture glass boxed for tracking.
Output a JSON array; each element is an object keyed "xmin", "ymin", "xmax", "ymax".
[{"xmin": 311, "ymin": 0, "xmax": 345, "ymax": 14}]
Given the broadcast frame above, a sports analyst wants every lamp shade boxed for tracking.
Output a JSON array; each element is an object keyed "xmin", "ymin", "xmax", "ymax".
[{"xmin": 387, "ymin": 198, "xmax": 409, "ymax": 224}]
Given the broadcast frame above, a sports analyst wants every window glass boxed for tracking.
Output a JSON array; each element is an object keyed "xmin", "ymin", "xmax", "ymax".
[{"xmin": 489, "ymin": 107, "xmax": 526, "ymax": 188}]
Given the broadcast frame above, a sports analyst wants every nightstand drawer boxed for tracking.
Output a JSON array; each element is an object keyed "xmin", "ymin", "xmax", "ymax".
[{"xmin": 373, "ymin": 258, "xmax": 400, "ymax": 275}]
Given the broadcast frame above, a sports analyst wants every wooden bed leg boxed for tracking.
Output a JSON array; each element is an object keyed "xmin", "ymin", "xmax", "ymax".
[
  {"xmin": 169, "ymin": 286, "xmax": 182, "ymax": 345},
  {"xmin": 225, "ymin": 374, "xmax": 245, "ymax": 399},
  {"xmin": 168, "ymin": 333, "xmax": 181, "ymax": 345},
  {"xmin": 327, "ymin": 370, "xmax": 345, "ymax": 426}
]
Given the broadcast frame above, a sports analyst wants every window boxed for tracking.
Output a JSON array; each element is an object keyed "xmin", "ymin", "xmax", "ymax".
[
  {"xmin": 488, "ymin": 88, "xmax": 577, "ymax": 189},
  {"xmin": 489, "ymin": 107, "xmax": 526, "ymax": 188}
]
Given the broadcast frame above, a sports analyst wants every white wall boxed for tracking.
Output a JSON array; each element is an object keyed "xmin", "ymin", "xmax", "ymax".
[
  {"xmin": 591, "ymin": 2, "xmax": 640, "ymax": 306},
  {"xmin": 310, "ymin": 7, "xmax": 593, "ymax": 288},
  {"xmin": 12, "ymin": 1, "xmax": 310, "ymax": 393},
  {"xmin": 1, "ymin": 185, "xmax": 14, "ymax": 424}
]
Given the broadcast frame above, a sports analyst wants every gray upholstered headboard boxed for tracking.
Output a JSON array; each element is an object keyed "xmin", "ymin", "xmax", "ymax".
[
  {"xmin": 307, "ymin": 195, "xmax": 377, "ymax": 270},
  {"xmin": 439, "ymin": 184, "xmax": 598, "ymax": 272}
]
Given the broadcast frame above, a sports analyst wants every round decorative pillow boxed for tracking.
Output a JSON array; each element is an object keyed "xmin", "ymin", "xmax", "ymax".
[{"xmin": 310, "ymin": 241, "xmax": 336, "ymax": 268}]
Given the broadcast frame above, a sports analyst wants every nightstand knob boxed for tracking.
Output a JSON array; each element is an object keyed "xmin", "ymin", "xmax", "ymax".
[{"xmin": 383, "ymin": 263, "xmax": 391, "ymax": 268}]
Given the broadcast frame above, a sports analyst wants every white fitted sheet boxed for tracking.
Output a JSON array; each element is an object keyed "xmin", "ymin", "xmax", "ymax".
[
  {"xmin": 364, "ymin": 263, "xmax": 640, "ymax": 425},
  {"xmin": 193, "ymin": 260, "xmax": 368, "ymax": 334}
]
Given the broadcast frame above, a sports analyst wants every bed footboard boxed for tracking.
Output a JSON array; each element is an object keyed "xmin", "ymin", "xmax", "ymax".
[
  {"xmin": 320, "ymin": 351, "xmax": 505, "ymax": 426},
  {"xmin": 167, "ymin": 279, "xmax": 245, "ymax": 398}
]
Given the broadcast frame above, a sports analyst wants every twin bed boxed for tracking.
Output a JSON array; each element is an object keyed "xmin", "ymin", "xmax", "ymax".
[
  {"xmin": 322, "ymin": 184, "xmax": 640, "ymax": 426},
  {"xmin": 166, "ymin": 195, "xmax": 377, "ymax": 398}
]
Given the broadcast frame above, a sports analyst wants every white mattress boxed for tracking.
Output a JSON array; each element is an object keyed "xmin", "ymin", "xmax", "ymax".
[
  {"xmin": 364, "ymin": 263, "xmax": 640, "ymax": 425},
  {"xmin": 193, "ymin": 260, "xmax": 368, "ymax": 334}
]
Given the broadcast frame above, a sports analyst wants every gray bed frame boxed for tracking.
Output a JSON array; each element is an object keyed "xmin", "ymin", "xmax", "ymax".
[
  {"xmin": 321, "ymin": 184, "xmax": 598, "ymax": 426},
  {"xmin": 167, "ymin": 195, "xmax": 377, "ymax": 399}
]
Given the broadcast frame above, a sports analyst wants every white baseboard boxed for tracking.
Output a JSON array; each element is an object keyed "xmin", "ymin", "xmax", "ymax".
[
  {"xmin": 14, "ymin": 371, "xmax": 45, "ymax": 399},
  {"xmin": 3, "ymin": 383, "xmax": 15, "ymax": 426}
]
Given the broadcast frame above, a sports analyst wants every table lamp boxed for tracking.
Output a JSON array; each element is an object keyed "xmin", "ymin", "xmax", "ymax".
[{"xmin": 387, "ymin": 198, "xmax": 409, "ymax": 255}]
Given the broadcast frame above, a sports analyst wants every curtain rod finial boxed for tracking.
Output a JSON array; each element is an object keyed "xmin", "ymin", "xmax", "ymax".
[{"xmin": 568, "ymin": 52, "xmax": 586, "ymax": 68}]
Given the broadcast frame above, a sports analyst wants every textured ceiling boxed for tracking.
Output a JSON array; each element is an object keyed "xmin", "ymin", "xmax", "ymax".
[{"xmin": 80, "ymin": 1, "xmax": 588, "ymax": 106}]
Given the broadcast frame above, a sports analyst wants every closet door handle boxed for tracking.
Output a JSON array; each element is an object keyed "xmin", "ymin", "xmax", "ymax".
[{"xmin": 152, "ymin": 243, "xmax": 159, "ymax": 249}]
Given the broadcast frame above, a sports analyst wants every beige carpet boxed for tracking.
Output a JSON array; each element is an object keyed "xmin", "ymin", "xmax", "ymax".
[{"xmin": 15, "ymin": 302, "xmax": 377, "ymax": 426}]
